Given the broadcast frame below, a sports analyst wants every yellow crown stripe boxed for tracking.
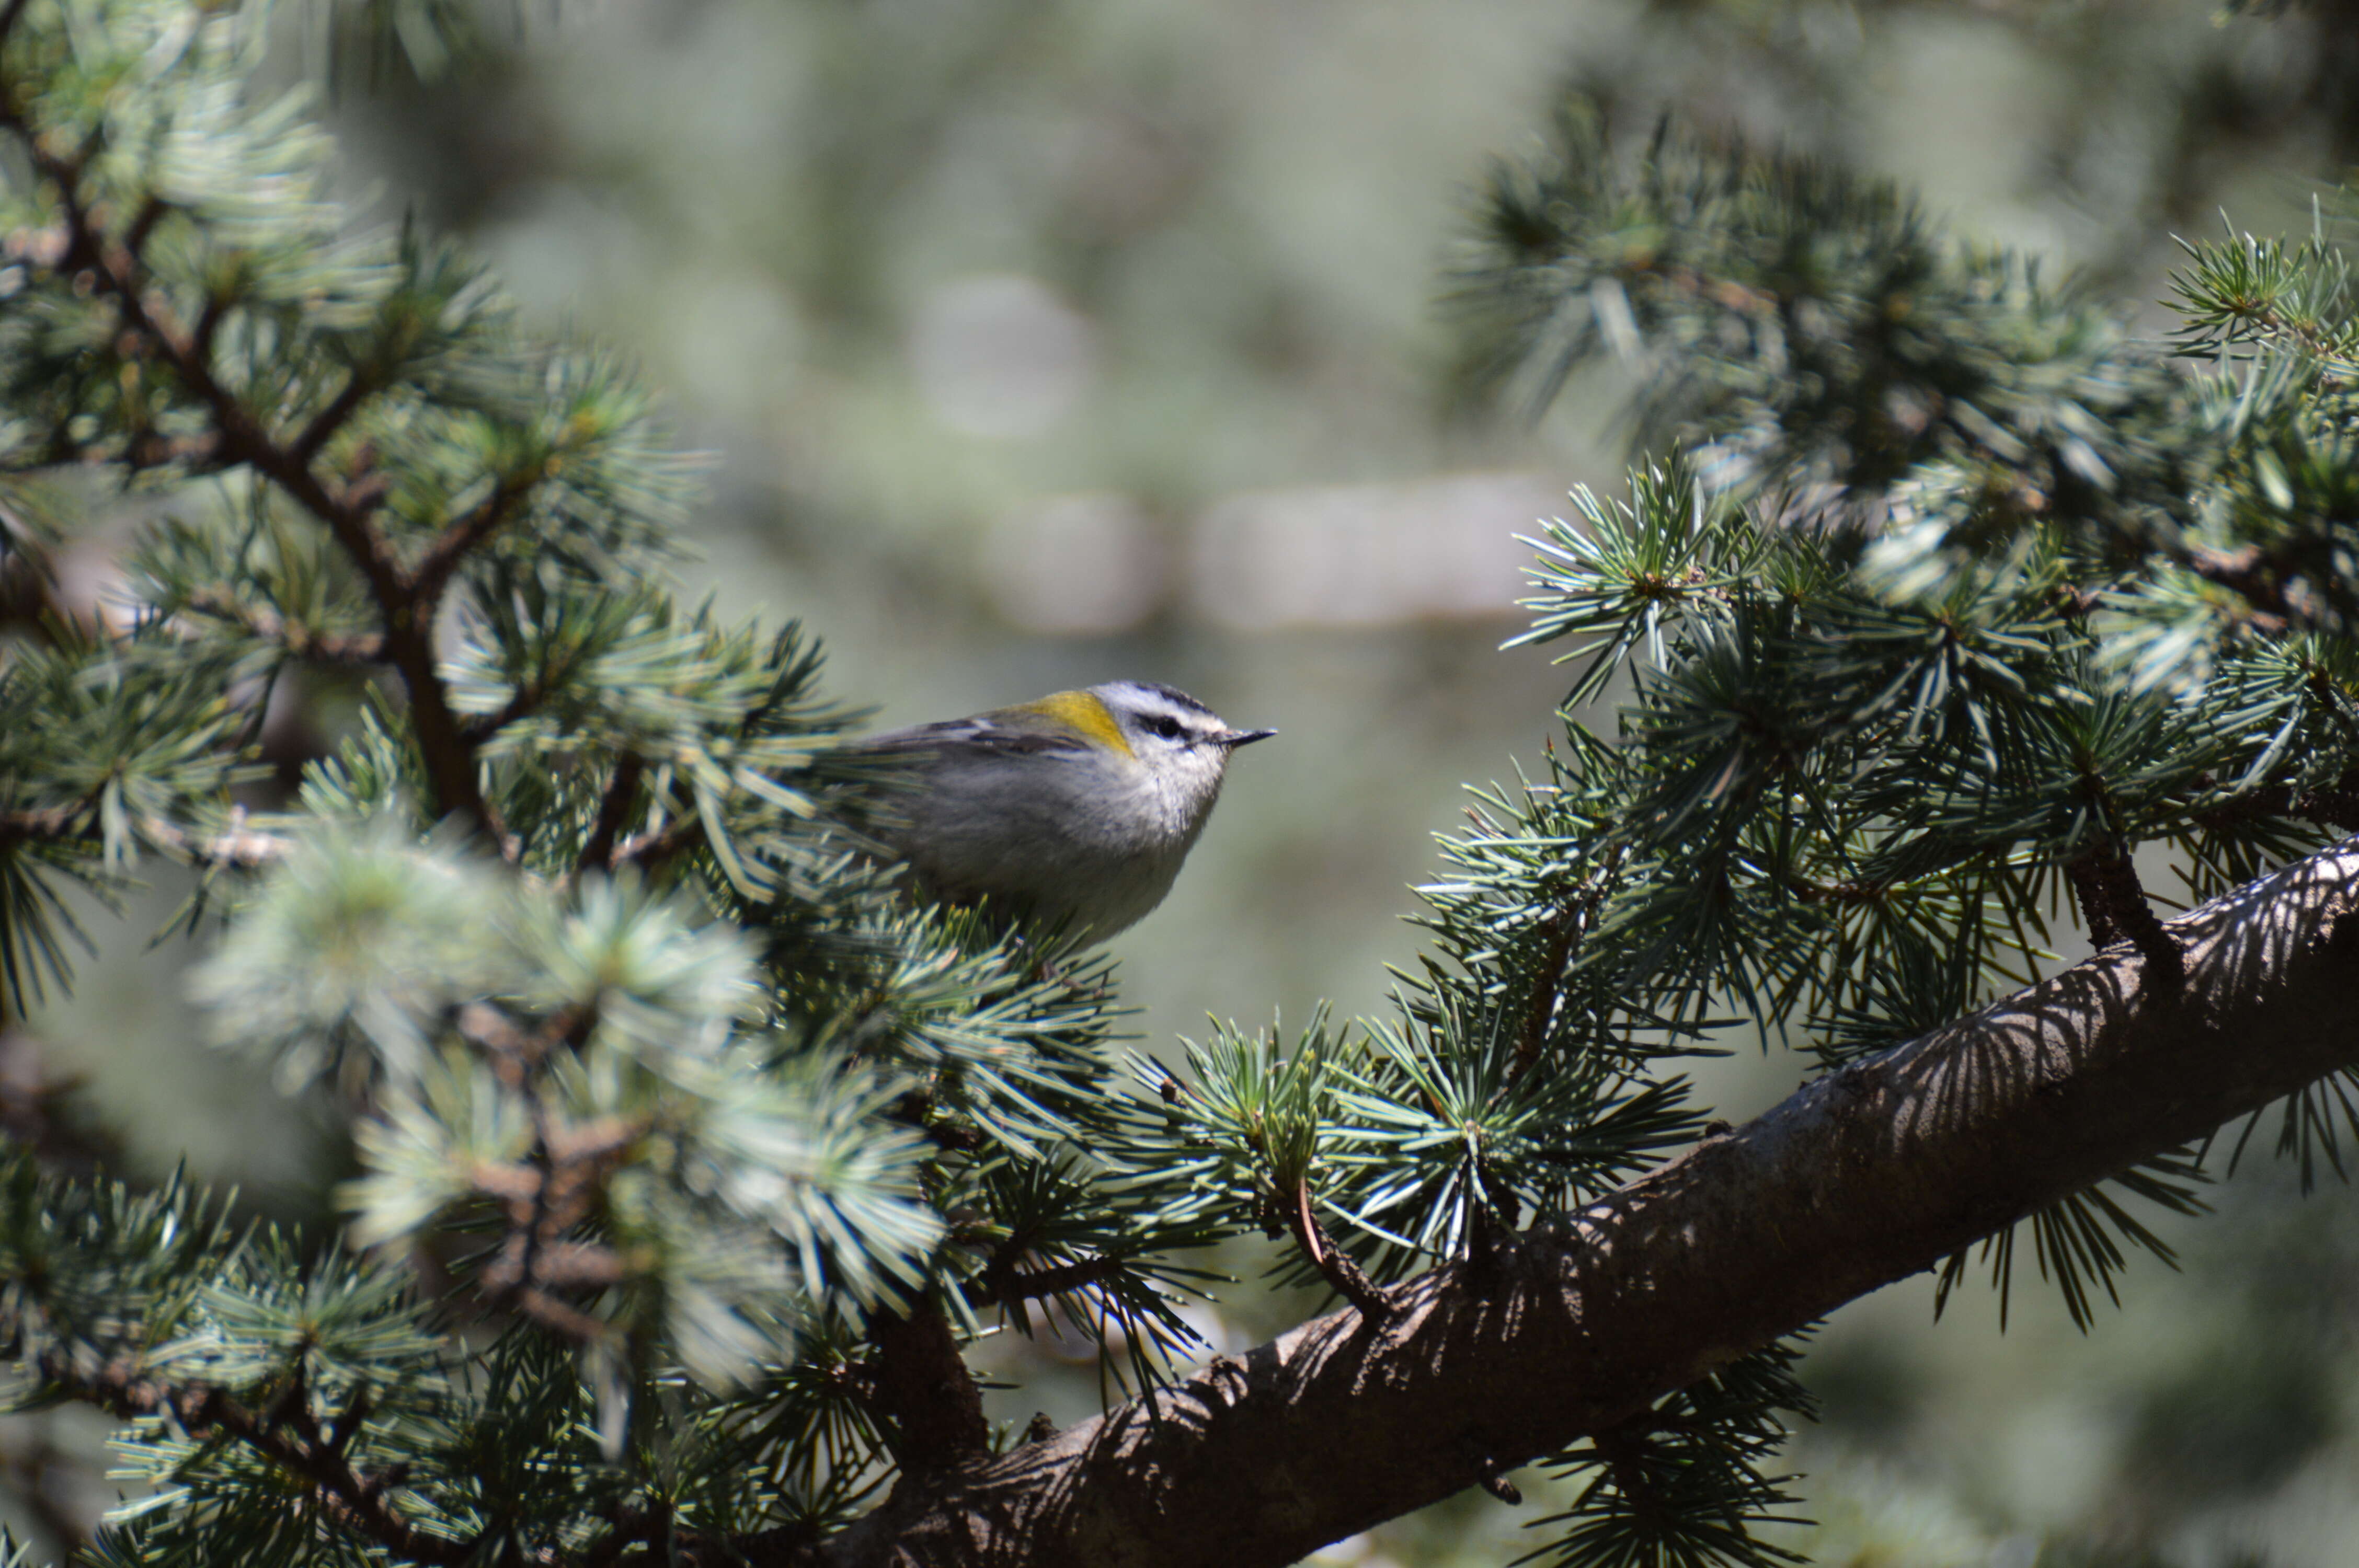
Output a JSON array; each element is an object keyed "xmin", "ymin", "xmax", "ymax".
[{"xmin": 1012, "ymin": 690, "xmax": 1132, "ymax": 758}]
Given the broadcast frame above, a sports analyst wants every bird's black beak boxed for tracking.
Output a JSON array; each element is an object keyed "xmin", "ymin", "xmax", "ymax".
[{"xmin": 1218, "ymin": 728, "xmax": 1277, "ymax": 748}]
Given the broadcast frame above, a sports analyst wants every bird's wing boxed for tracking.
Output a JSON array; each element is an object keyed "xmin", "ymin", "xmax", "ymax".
[{"xmin": 850, "ymin": 711, "xmax": 1091, "ymax": 758}]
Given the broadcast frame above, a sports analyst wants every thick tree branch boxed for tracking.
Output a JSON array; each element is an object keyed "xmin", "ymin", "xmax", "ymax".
[
  {"xmin": 748, "ymin": 838, "xmax": 2359, "ymax": 1568},
  {"xmin": 864, "ymin": 1299, "xmax": 990, "ymax": 1474}
]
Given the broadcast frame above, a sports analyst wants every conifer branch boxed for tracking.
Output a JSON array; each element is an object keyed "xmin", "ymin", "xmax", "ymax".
[
  {"xmin": 975, "ymin": 1252, "xmax": 1125, "ymax": 1311},
  {"xmin": 136, "ymin": 811, "xmax": 289, "ymax": 869},
  {"xmin": 458, "ymin": 680, "xmax": 548, "ymax": 746},
  {"xmin": 2208, "ymin": 782, "xmax": 2359, "ymax": 832},
  {"xmin": 2169, "ymin": 543, "xmax": 2310, "ymax": 632},
  {"xmin": 178, "ymin": 587, "xmax": 387, "ymax": 665},
  {"xmin": 0, "ymin": 804, "xmax": 82, "ymax": 849},
  {"xmin": 0, "ymin": 801, "xmax": 283, "ymax": 867},
  {"xmin": 2068, "ymin": 845, "xmax": 2184, "ymax": 986},
  {"xmin": 765, "ymin": 841, "xmax": 2359, "ymax": 1568},
  {"xmin": 0, "ymin": 114, "xmax": 497, "ymax": 838},
  {"xmin": 582, "ymin": 1504, "xmax": 672, "ymax": 1568},
  {"xmin": 33, "ymin": 1351, "xmax": 471, "ymax": 1568},
  {"xmin": 292, "ymin": 370, "xmax": 379, "ymax": 465},
  {"xmin": 2064, "ymin": 855, "xmax": 2123, "ymax": 951},
  {"xmin": 1513, "ymin": 850, "xmax": 1618, "ymax": 1079},
  {"xmin": 446, "ymin": 1004, "xmax": 651, "ymax": 1343},
  {"xmin": 1514, "ymin": 902, "xmax": 1584, "ymax": 1080},
  {"xmin": 606, "ymin": 814, "xmax": 707, "ymax": 873}
]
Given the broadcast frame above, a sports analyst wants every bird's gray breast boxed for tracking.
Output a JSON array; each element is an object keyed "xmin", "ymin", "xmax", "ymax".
[{"xmin": 888, "ymin": 748, "xmax": 1208, "ymax": 938}]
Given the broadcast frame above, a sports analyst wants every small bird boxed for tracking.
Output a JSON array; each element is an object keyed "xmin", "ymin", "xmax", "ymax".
[{"xmin": 853, "ymin": 680, "xmax": 1274, "ymax": 943}]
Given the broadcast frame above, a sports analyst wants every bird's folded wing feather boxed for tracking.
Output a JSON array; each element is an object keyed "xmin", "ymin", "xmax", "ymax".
[{"xmin": 849, "ymin": 714, "xmax": 1090, "ymax": 757}]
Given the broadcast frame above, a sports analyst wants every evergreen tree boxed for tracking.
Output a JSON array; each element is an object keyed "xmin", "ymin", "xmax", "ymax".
[{"xmin": 1, "ymin": 2, "xmax": 2357, "ymax": 1566}]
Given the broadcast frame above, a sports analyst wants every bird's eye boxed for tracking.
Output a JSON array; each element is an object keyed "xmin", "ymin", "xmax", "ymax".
[{"xmin": 1144, "ymin": 714, "xmax": 1184, "ymax": 740}]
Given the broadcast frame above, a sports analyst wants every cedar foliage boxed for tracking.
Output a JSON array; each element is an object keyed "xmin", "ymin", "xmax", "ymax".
[{"xmin": 0, "ymin": 1, "xmax": 2355, "ymax": 1565}]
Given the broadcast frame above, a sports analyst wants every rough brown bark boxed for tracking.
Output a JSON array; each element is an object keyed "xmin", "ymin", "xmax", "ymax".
[{"xmin": 741, "ymin": 839, "xmax": 2359, "ymax": 1568}]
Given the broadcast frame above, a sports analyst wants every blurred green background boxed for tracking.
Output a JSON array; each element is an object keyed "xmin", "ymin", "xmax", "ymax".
[{"xmin": 19, "ymin": 0, "xmax": 2359, "ymax": 1562}]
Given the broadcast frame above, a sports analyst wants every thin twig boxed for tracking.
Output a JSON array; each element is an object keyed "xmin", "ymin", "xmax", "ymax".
[
  {"xmin": 2194, "ymin": 778, "xmax": 2359, "ymax": 833},
  {"xmin": 1514, "ymin": 847, "xmax": 1623, "ymax": 1081},
  {"xmin": 1514, "ymin": 904, "xmax": 1584, "ymax": 1080},
  {"xmin": 865, "ymin": 1299, "xmax": 990, "ymax": 1472},
  {"xmin": 1285, "ymin": 1178, "xmax": 1390, "ymax": 1322},
  {"xmin": 971, "ymin": 1252, "xmax": 1127, "ymax": 1320},
  {"xmin": 0, "ymin": 802, "xmax": 285, "ymax": 868},
  {"xmin": 292, "ymin": 368, "xmax": 376, "ymax": 464},
  {"xmin": 606, "ymin": 814, "xmax": 705, "ymax": 874},
  {"xmin": 577, "ymin": 753, "xmax": 643, "ymax": 877},
  {"xmin": 121, "ymin": 194, "xmax": 165, "ymax": 259},
  {"xmin": 457, "ymin": 680, "xmax": 546, "ymax": 747},
  {"xmin": 178, "ymin": 587, "xmax": 386, "ymax": 664}
]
